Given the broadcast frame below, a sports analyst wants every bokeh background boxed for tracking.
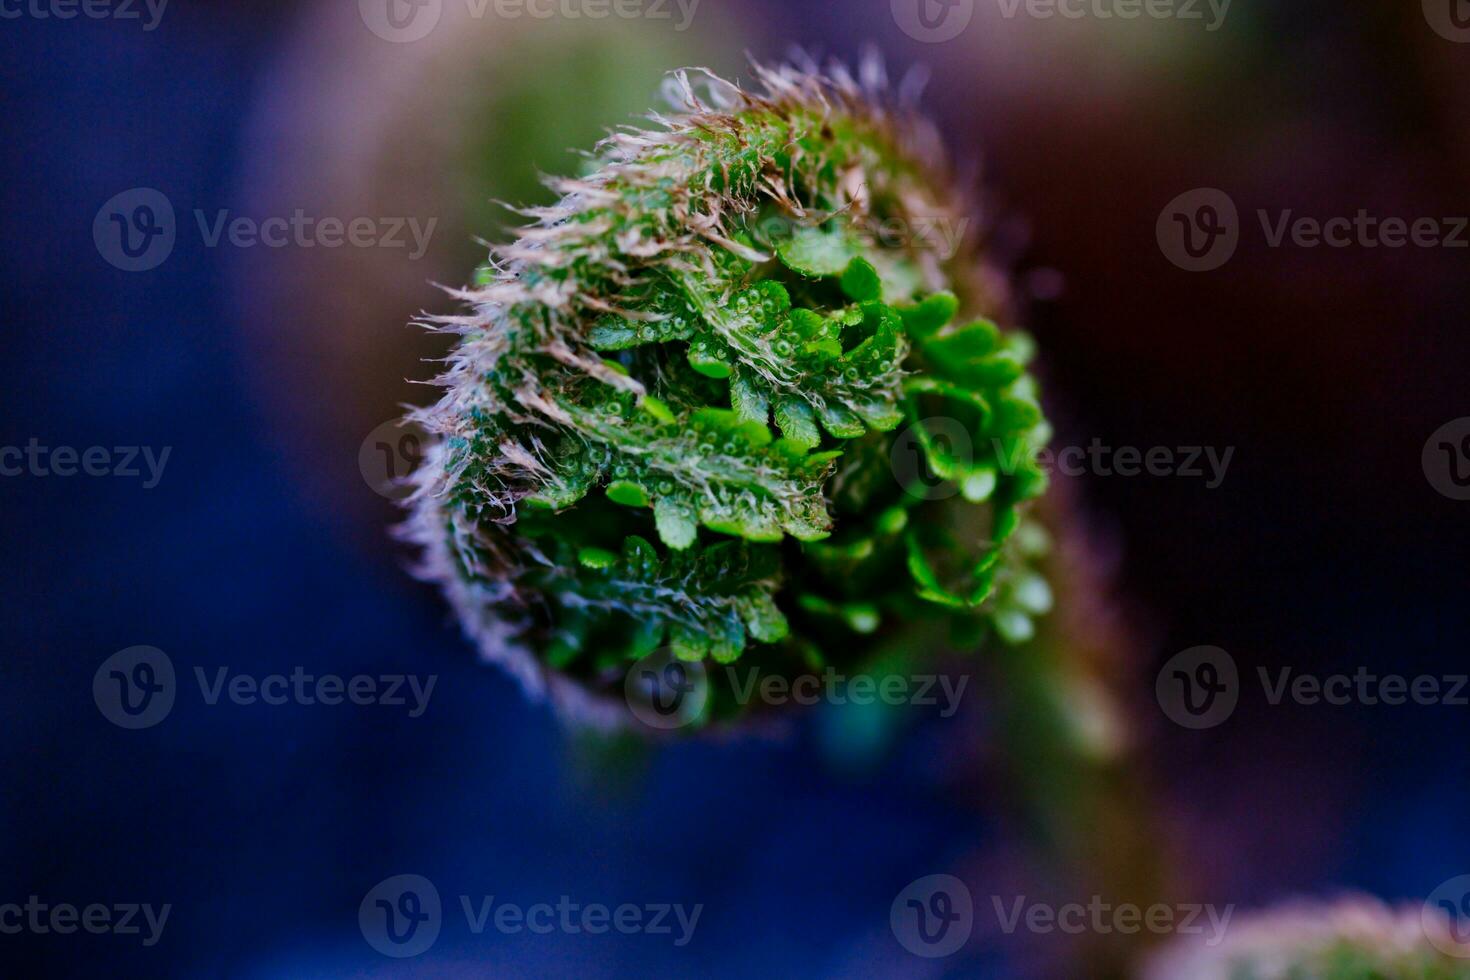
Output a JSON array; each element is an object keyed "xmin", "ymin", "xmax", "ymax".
[{"xmin": 2, "ymin": 0, "xmax": 1468, "ymax": 975}]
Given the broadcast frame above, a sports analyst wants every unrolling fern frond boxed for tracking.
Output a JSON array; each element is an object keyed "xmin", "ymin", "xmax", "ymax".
[{"xmin": 401, "ymin": 59, "xmax": 1052, "ymax": 725}]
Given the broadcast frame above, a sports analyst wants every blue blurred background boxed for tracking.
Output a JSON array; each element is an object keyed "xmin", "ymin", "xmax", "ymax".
[{"xmin": 2, "ymin": 0, "xmax": 1468, "ymax": 975}]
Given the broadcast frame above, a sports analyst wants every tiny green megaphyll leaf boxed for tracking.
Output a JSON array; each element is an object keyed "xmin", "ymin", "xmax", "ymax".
[
  {"xmin": 840, "ymin": 257, "xmax": 883, "ymax": 302},
  {"xmin": 400, "ymin": 59, "xmax": 1053, "ymax": 730}
]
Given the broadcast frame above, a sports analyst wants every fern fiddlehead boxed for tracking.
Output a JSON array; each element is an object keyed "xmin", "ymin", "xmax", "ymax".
[{"xmin": 402, "ymin": 60, "xmax": 1053, "ymax": 727}]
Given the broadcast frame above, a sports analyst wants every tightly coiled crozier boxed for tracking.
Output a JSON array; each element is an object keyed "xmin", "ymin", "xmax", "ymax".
[{"xmin": 402, "ymin": 59, "xmax": 1053, "ymax": 728}]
